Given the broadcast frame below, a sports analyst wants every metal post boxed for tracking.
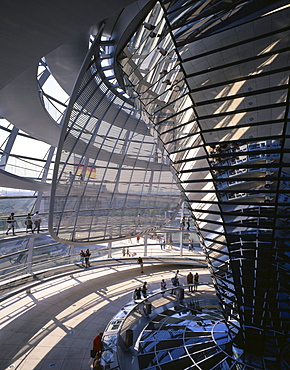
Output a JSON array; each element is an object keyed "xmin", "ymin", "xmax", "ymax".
[
  {"xmin": 180, "ymin": 229, "xmax": 183, "ymax": 257},
  {"xmin": 26, "ymin": 237, "xmax": 35, "ymax": 274},
  {"xmin": 180, "ymin": 201, "xmax": 185, "ymax": 256},
  {"xmin": 144, "ymin": 234, "xmax": 148, "ymax": 256},
  {"xmin": 108, "ymin": 241, "xmax": 112, "ymax": 258}
]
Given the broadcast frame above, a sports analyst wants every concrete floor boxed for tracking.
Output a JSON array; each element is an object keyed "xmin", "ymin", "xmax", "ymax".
[{"xmin": 0, "ymin": 263, "xmax": 214, "ymax": 370}]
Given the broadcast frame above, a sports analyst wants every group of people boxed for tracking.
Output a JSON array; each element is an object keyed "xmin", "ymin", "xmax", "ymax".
[
  {"xmin": 186, "ymin": 271, "xmax": 199, "ymax": 292},
  {"xmin": 180, "ymin": 216, "xmax": 191, "ymax": 230},
  {"xmin": 79, "ymin": 249, "xmax": 91, "ymax": 268},
  {"xmin": 133, "ymin": 281, "xmax": 148, "ymax": 301},
  {"xmin": 67, "ymin": 171, "xmax": 84, "ymax": 184},
  {"xmin": 122, "ymin": 246, "xmax": 130, "ymax": 257},
  {"xmin": 5, "ymin": 211, "xmax": 42, "ymax": 236},
  {"xmin": 169, "ymin": 270, "xmax": 199, "ymax": 294}
]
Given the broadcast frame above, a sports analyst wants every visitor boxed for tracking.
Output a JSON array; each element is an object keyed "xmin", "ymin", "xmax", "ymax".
[
  {"xmin": 187, "ymin": 272, "xmax": 193, "ymax": 292},
  {"xmin": 92, "ymin": 352, "xmax": 103, "ymax": 370},
  {"xmin": 188, "ymin": 241, "xmax": 193, "ymax": 251},
  {"xmin": 161, "ymin": 279, "xmax": 166, "ymax": 296},
  {"xmin": 32, "ymin": 211, "xmax": 41, "ymax": 233},
  {"xmin": 187, "ymin": 216, "xmax": 191, "ymax": 230},
  {"xmin": 85, "ymin": 248, "xmax": 91, "ymax": 267},
  {"xmin": 142, "ymin": 282, "xmax": 148, "ymax": 298},
  {"xmin": 171, "ymin": 272, "xmax": 179, "ymax": 295},
  {"xmin": 133, "ymin": 288, "xmax": 138, "ymax": 301},
  {"xmin": 6, "ymin": 212, "xmax": 16, "ymax": 235},
  {"xmin": 136, "ymin": 287, "xmax": 142, "ymax": 300},
  {"xmin": 175, "ymin": 270, "xmax": 180, "ymax": 282},
  {"xmin": 79, "ymin": 250, "xmax": 86, "ymax": 265},
  {"xmin": 137, "ymin": 256, "xmax": 144, "ymax": 273},
  {"xmin": 93, "ymin": 332, "xmax": 103, "ymax": 355},
  {"xmin": 25, "ymin": 213, "xmax": 33, "ymax": 233},
  {"xmin": 180, "ymin": 216, "xmax": 185, "ymax": 230},
  {"xmin": 194, "ymin": 272, "xmax": 199, "ymax": 291}
]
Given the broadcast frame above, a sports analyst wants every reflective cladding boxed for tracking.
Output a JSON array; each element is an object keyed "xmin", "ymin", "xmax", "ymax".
[
  {"xmin": 137, "ymin": 306, "xmax": 252, "ymax": 370},
  {"xmin": 49, "ymin": 30, "xmax": 181, "ymax": 244},
  {"xmin": 120, "ymin": 0, "xmax": 290, "ymax": 367}
]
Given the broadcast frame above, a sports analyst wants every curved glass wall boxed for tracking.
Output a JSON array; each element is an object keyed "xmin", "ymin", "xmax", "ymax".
[{"xmin": 49, "ymin": 26, "xmax": 182, "ymax": 244}]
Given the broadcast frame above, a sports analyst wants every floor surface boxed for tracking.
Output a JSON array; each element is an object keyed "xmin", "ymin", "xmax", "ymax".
[{"xmin": 0, "ymin": 263, "xmax": 214, "ymax": 370}]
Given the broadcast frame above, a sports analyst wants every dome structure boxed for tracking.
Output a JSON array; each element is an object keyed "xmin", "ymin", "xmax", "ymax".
[{"xmin": 0, "ymin": 0, "xmax": 289, "ymax": 368}]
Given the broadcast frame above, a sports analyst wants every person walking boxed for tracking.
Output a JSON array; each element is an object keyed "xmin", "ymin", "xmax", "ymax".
[
  {"xmin": 6, "ymin": 212, "xmax": 16, "ymax": 235},
  {"xmin": 32, "ymin": 211, "xmax": 41, "ymax": 233},
  {"xmin": 194, "ymin": 272, "xmax": 199, "ymax": 291},
  {"xmin": 187, "ymin": 272, "xmax": 193, "ymax": 292},
  {"xmin": 85, "ymin": 248, "xmax": 91, "ymax": 267},
  {"xmin": 25, "ymin": 213, "xmax": 33, "ymax": 233},
  {"xmin": 137, "ymin": 256, "xmax": 144, "ymax": 273},
  {"xmin": 161, "ymin": 279, "xmax": 166, "ymax": 296},
  {"xmin": 175, "ymin": 270, "xmax": 180, "ymax": 282}
]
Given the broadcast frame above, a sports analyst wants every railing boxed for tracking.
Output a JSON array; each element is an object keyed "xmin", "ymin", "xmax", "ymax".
[
  {"xmin": 100, "ymin": 283, "xmax": 218, "ymax": 370},
  {"xmin": 0, "ymin": 252, "xmax": 206, "ymax": 302},
  {"xmin": 0, "ymin": 213, "xmax": 49, "ymax": 236}
]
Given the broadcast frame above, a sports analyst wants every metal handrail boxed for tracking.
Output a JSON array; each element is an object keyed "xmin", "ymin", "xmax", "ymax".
[{"xmin": 99, "ymin": 283, "xmax": 218, "ymax": 370}]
